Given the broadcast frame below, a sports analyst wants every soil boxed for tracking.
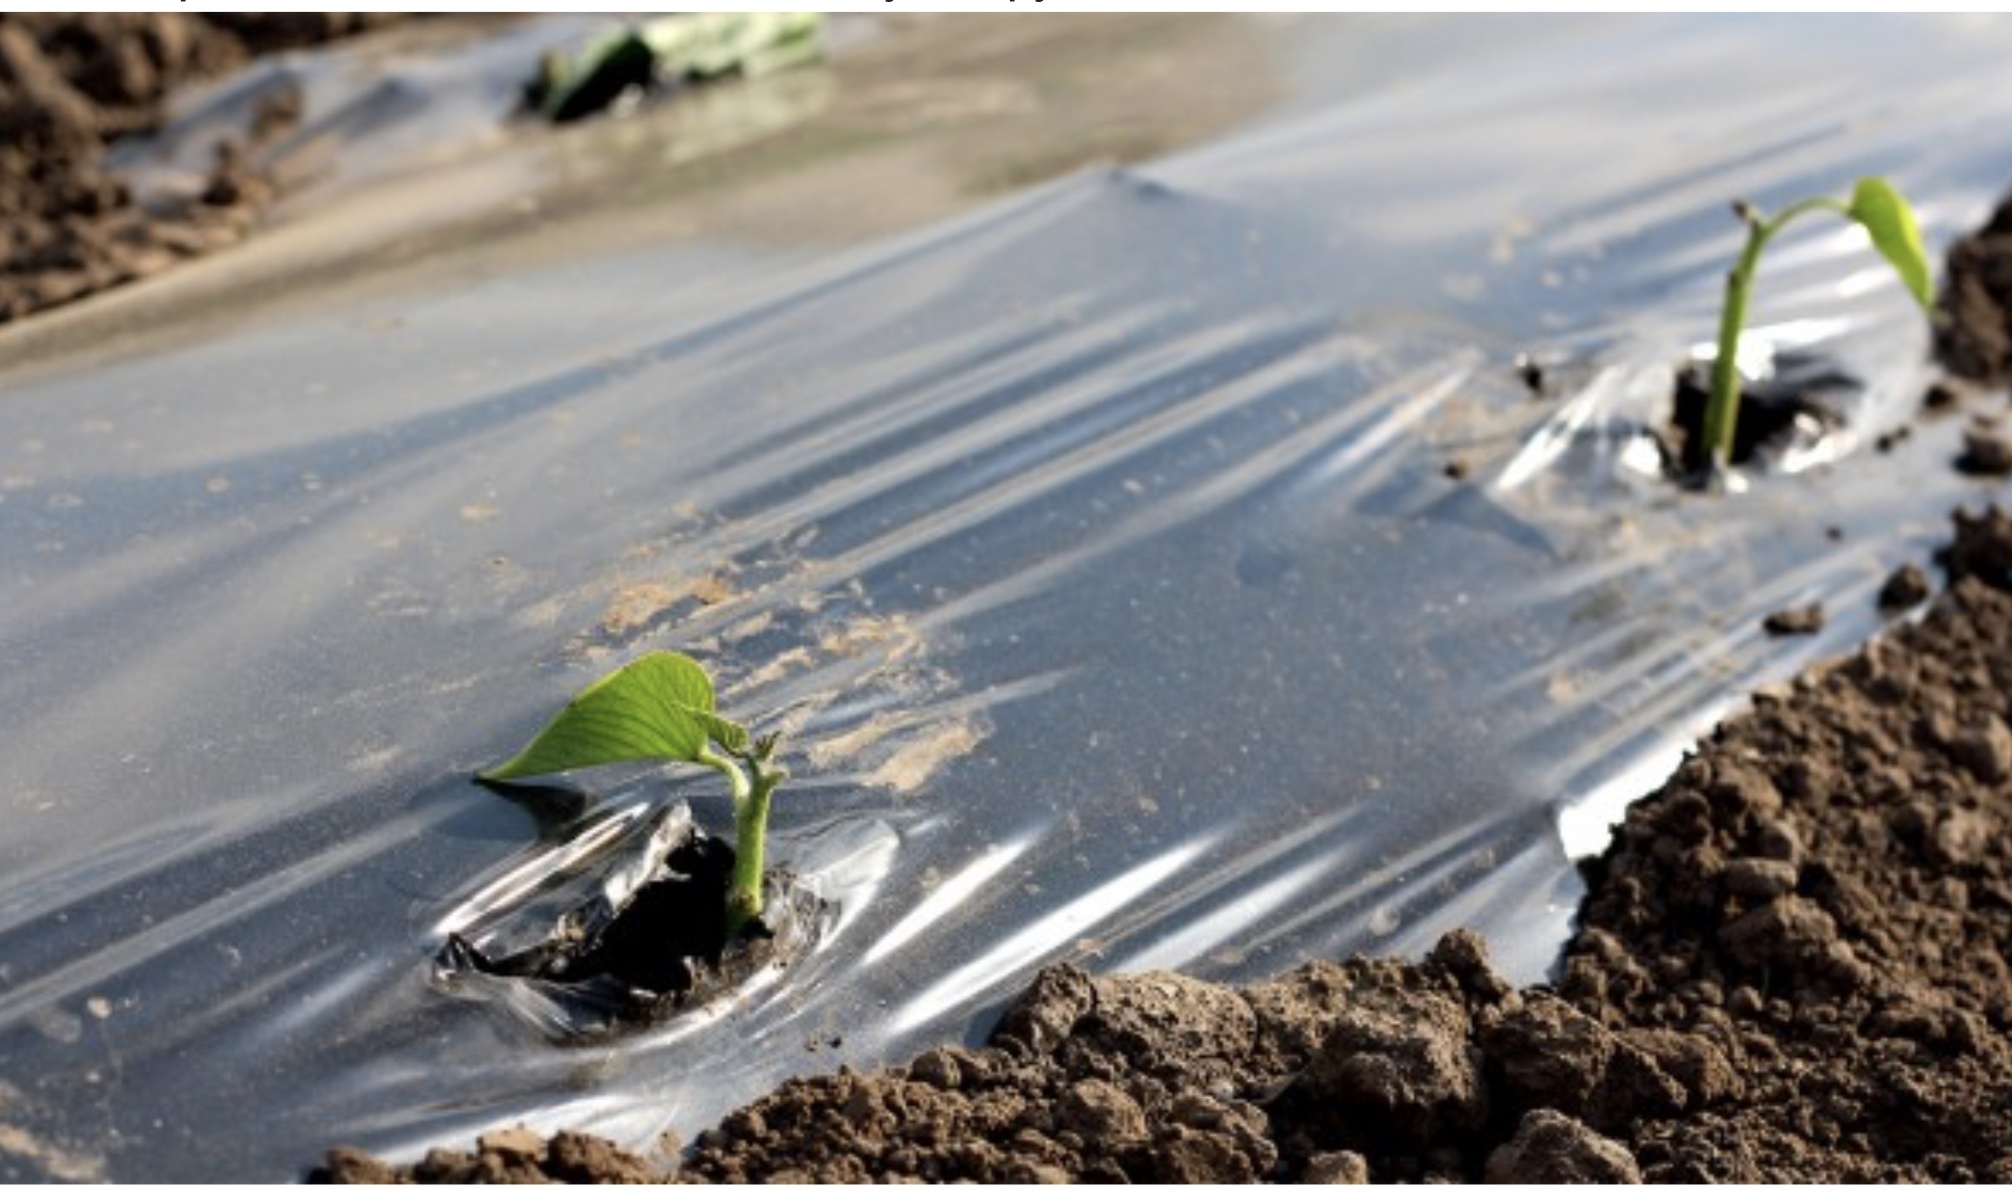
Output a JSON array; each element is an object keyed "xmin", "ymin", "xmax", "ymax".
[
  {"xmin": 0, "ymin": 14, "xmax": 401, "ymax": 324},
  {"xmin": 1881, "ymin": 563, "xmax": 1932, "ymax": 613},
  {"xmin": 437, "ymin": 810, "xmax": 817, "ymax": 1034},
  {"xmin": 1662, "ymin": 354, "xmax": 1852, "ymax": 477},
  {"xmin": 312, "ymin": 189, "xmax": 2012, "ymax": 1185},
  {"xmin": 1939, "ymin": 189, "xmax": 2012, "ymax": 387},
  {"xmin": 1762, "ymin": 601, "xmax": 1826, "ymax": 636},
  {"xmin": 1960, "ymin": 419, "xmax": 2012, "ymax": 476}
]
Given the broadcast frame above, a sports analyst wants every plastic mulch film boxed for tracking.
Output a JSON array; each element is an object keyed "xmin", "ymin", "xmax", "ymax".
[{"xmin": 2, "ymin": 14, "xmax": 2012, "ymax": 1181}]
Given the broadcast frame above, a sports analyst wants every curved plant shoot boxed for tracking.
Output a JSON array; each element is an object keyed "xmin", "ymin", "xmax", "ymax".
[
  {"xmin": 1705, "ymin": 177, "xmax": 1934, "ymax": 474},
  {"xmin": 480, "ymin": 652, "xmax": 786, "ymax": 939}
]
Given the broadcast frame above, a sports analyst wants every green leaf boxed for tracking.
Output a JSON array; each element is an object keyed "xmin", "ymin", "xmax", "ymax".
[
  {"xmin": 638, "ymin": 12, "xmax": 824, "ymax": 81},
  {"xmin": 1848, "ymin": 177, "xmax": 1934, "ymax": 309},
  {"xmin": 481, "ymin": 652, "xmax": 748, "ymax": 782},
  {"xmin": 531, "ymin": 13, "xmax": 824, "ymax": 123}
]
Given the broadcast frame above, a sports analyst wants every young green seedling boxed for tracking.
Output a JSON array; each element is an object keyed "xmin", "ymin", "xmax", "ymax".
[
  {"xmin": 480, "ymin": 652, "xmax": 785, "ymax": 940},
  {"xmin": 1704, "ymin": 177, "xmax": 1934, "ymax": 474}
]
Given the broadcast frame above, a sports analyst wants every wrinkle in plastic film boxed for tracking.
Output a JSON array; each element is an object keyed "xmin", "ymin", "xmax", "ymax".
[{"xmin": 4, "ymin": 13, "xmax": 2012, "ymax": 1182}]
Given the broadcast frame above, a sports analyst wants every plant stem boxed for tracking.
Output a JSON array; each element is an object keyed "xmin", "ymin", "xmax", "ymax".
[
  {"xmin": 702, "ymin": 736, "xmax": 788, "ymax": 940},
  {"xmin": 1705, "ymin": 196, "xmax": 1849, "ymax": 474}
]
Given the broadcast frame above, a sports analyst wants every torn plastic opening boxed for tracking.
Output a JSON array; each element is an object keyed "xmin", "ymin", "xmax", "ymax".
[{"xmin": 432, "ymin": 800, "xmax": 825, "ymax": 1041}]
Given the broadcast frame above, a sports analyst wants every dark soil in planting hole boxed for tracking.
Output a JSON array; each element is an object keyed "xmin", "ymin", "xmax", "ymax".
[
  {"xmin": 555, "ymin": 839, "xmax": 743, "ymax": 996},
  {"xmin": 316, "ymin": 506, "xmax": 2012, "ymax": 1185},
  {"xmin": 438, "ymin": 817, "xmax": 816, "ymax": 1029},
  {"xmin": 1662, "ymin": 353, "xmax": 1854, "ymax": 476}
]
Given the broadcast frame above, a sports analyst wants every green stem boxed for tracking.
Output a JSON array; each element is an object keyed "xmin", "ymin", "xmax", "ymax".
[
  {"xmin": 696, "ymin": 744, "xmax": 751, "ymax": 807},
  {"xmin": 702, "ymin": 737, "xmax": 787, "ymax": 941},
  {"xmin": 1705, "ymin": 197, "xmax": 1849, "ymax": 474}
]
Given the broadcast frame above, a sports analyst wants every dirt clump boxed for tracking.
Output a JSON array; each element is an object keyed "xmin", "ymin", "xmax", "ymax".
[
  {"xmin": 1881, "ymin": 563, "xmax": 1932, "ymax": 613},
  {"xmin": 1486, "ymin": 1109, "xmax": 1641, "ymax": 1184},
  {"xmin": 319, "ymin": 1130, "xmax": 658, "ymax": 1185},
  {"xmin": 1959, "ymin": 421, "xmax": 2012, "ymax": 476},
  {"xmin": 1762, "ymin": 601, "xmax": 1825, "ymax": 636},
  {"xmin": 1939, "ymin": 189, "xmax": 2012, "ymax": 386},
  {"xmin": 1940, "ymin": 504, "xmax": 2012, "ymax": 590},
  {"xmin": 0, "ymin": 15, "xmax": 400, "ymax": 325}
]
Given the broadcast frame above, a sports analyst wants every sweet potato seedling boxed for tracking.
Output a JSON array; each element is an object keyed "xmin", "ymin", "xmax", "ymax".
[
  {"xmin": 480, "ymin": 652, "xmax": 786, "ymax": 939},
  {"xmin": 1705, "ymin": 177, "xmax": 1934, "ymax": 474}
]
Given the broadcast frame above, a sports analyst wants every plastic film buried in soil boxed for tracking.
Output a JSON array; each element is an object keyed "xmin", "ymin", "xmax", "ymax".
[{"xmin": 4, "ymin": 14, "xmax": 2012, "ymax": 1182}]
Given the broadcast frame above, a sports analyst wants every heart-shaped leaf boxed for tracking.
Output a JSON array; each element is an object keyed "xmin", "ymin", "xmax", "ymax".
[
  {"xmin": 1848, "ymin": 177, "xmax": 1934, "ymax": 309},
  {"xmin": 481, "ymin": 652, "xmax": 748, "ymax": 782}
]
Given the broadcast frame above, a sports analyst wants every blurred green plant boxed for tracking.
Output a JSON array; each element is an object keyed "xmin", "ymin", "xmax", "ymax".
[
  {"xmin": 1703, "ymin": 177, "xmax": 1933, "ymax": 475},
  {"xmin": 481, "ymin": 652, "xmax": 787, "ymax": 939},
  {"xmin": 528, "ymin": 13, "xmax": 824, "ymax": 123}
]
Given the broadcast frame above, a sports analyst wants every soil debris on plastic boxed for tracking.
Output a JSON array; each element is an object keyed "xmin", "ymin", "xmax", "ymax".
[{"xmin": 1761, "ymin": 601, "xmax": 1826, "ymax": 636}]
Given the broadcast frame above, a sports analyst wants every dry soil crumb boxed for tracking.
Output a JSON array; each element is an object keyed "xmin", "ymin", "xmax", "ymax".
[
  {"xmin": 1922, "ymin": 380, "xmax": 1968, "ymax": 416},
  {"xmin": 1762, "ymin": 601, "xmax": 1825, "ymax": 636},
  {"xmin": 1881, "ymin": 563, "xmax": 1932, "ymax": 613},
  {"xmin": 1959, "ymin": 424, "xmax": 2012, "ymax": 476}
]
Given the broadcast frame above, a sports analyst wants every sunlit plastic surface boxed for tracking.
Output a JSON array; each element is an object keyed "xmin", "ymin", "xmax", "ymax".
[{"xmin": 2, "ymin": 14, "xmax": 2010, "ymax": 1181}]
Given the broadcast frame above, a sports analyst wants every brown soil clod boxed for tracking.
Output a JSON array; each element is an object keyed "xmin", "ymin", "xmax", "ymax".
[
  {"xmin": 1939, "ymin": 504, "xmax": 2012, "ymax": 590},
  {"xmin": 1938, "ymin": 189, "xmax": 2012, "ymax": 387},
  {"xmin": 1880, "ymin": 563, "xmax": 1932, "ymax": 613},
  {"xmin": 1762, "ymin": 602, "xmax": 1825, "ymax": 636},
  {"xmin": 1958, "ymin": 424, "xmax": 2012, "ymax": 476},
  {"xmin": 316, "ymin": 1130, "xmax": 658, "ymax": 1185},
  {"xmin": 1485, "ymin": 1109, "xmax": 1641, "ymax": 1184},
  {"xmin": 1922, "ymin": 379, "xmax": 1971, "ymax": 416}
]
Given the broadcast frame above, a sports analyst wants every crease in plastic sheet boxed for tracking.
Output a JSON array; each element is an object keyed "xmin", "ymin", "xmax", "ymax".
[{"xmin": 4, "ymin": 14, "xmax": 2012, "ymax": 1181}]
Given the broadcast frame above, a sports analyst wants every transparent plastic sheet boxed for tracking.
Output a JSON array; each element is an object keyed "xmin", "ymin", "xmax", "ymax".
[
  {"xmin": 104, "ymin": 16, "xmax": 609, "ymax": 205},
  {"xmin": 3, "ymin": 14, "xmax": 2012, "ymax": 1181}
]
